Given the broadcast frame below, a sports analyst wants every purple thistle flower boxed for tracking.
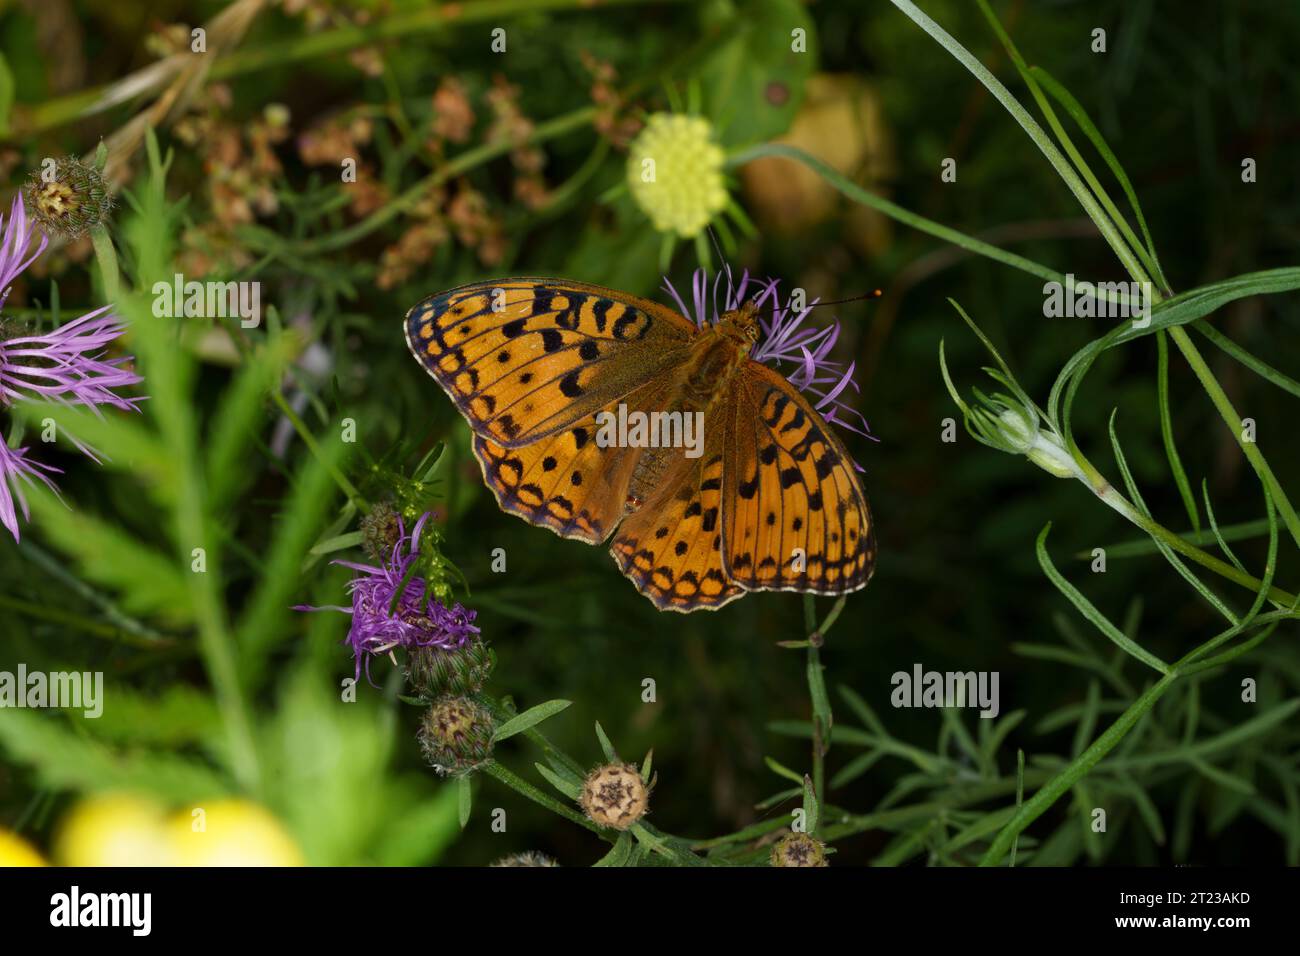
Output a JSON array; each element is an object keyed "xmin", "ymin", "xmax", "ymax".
[
  {"xmin": 295, "ymin": 511, "xmax": 481, "ymax": 684},
  {"xmin": 0, "ymin": 441, "xmax": 61, "ymax": 543},
  {"xmin": 0, "ymin": 193, "xmax": 143, "ymax": 542},
  {"xmin": 662, "ymin": 264, "xmax": 875, "ymax": 453}
]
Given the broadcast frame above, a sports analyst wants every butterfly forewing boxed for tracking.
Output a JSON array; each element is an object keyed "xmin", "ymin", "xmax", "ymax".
[{"xmin": 405, "ymin": 279, "xmax": 694, "ymax": 447}]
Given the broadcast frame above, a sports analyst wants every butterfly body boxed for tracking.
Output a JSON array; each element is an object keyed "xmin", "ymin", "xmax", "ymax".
[{"xmin": 406, "ymin": 279, "xmax": 875, "ymax": 612}]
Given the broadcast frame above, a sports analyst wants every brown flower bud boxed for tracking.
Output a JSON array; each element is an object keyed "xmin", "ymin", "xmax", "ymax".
[
  {"xmin": 770, "ymin": 832, "xmax": 828, "ymax": 868},
  {"xmin": 579, "ymin": 763, "xmax": 649, "ymax": 831}
]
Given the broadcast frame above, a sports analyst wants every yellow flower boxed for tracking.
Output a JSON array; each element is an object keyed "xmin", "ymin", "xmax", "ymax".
[
  {"xmin": 0, "ymin": 828, "xmax": 47, "ymax": 866},
  {"xmin": 167, "ymin": 799, "xmax": 305, "ymax": 867},
  {"xmin": 626, "ymin": 113, "xmax": 727, "ymax": 238},
  {"xmin": 54, "ymin": 793, "xmax": 174, "ymax": 866}
]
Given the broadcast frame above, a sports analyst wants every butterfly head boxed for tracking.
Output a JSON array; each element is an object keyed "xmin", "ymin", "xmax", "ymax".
[{"xmin": 717, "ymin": 300, "xmax": 761, "ymax": 353}]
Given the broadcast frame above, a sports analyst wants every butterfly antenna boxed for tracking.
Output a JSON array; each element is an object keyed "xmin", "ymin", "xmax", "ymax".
[
  {"xmin": 705, "ymin": 225, "xmax": 727, "ymax": 272},
  {"xmin": 804, "ymin": 289, "xmax": 883, "ymax": 310}
]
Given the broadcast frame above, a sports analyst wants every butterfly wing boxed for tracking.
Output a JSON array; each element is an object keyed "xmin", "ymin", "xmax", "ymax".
[
  {"xmin": 472, "ymin": 376, "xmax": 676, "ymax": 545},
  {"xmin": 722, "ymin": 362, "xmax": 876, "ymax": 596},
  {"xmin": 405, "ymin": 279, "xmax": 695, "ymax": 447},
  {"xmin": 609, "ymin": 409, "xmax": 745, "ymax": 612}
]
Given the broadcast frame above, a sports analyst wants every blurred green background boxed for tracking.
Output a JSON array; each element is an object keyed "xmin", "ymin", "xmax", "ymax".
[{"xmin": 1, "ymin": 0, "xmax": 1297, "ymax": 866}]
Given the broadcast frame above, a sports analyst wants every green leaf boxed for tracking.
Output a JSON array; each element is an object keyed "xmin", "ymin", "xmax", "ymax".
[
  {"xmin": 0, "ymin": 53, "xmax": 12, "ymax": 137},
  {"xmin": 594, "ymin": 832, "xmax": 634, "ymax": 867},
  {"xmin": 802, "ymin": 774, "xmax": 820, "ymax": 834},
  {"xmin": 236, "ymin": 432, "xmax": 346, "ymax": 686},
  {"xmin": 1028, "ymin": 63, "xmax": 1169, "ymax": 290},
  {"xmin": 458, "ymin": 776, "xmax": 473, "ymax": 829},
  {"xmin": 535, "ymin": 762, "xmax": 582, "ymax": 800},
  {"xmin": 699, "ymin": 0, "xmax": 814, "ymax": 147},
  {"xmin": 24, "ymin": 486, "xmax": 192, "ymax": 625},
  {"xmin": 492, "ymin": 700, "xmax": 572, "ymax": 742},
  {"xmin": 1034, "ymin": 523, "xmax": 1169, "ymax": 675},
  {"xmin": 593, "ymin": 720, "xmax": 618, "ymax": 761},
  {"xmin": 10, "ymin": 401, "xmax": 174, "ymax": 507},
  {"xmin": 206, "ymin": 332, "xmax": 299, "ymax": 507},
  {"xmin": 0, "ymin": 710, "xmax": 228, "ymax": 802}
]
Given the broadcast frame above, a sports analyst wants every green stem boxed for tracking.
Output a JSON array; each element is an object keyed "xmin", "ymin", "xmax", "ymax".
[
  {"xmin": 978, "ymin": 672, "xmax": 1178, "ymax": 865},
  {"xmin": 889, "ymin": 0, "xmax": 1151, "ymax": 286},
  {"xmin": 727, "ymin": 144, "xmax": 1066, "ymax": 286},
  {"xmin": 90, "ymin": 227, "xmax": 121, "ymax": 304},
  {"xmin": 1166, "ymin": 325, "xmax": 1300, "ymax": 550},
  {"xmin": 484, "ymin": 760, "xmax": 604, "ymax": 835},
  {"xmin": 269, "ymin": 390, "xmax": 367, "ymax": 511}
]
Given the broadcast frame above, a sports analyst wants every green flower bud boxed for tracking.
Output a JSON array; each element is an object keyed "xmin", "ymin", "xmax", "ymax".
[
  {"xmin": 996, "ymin": 409, "xmax": 1078, "ymax": 479},
  {"xmin": 359, "ymin": 501, "xmax": 402, "ymax": 562},
  {"xmin": 404, "ymin": 634, "xmax": 495, "ymax": 698},
  {"xmin": 417, "ymin": 695, "xmax": 494, "ymax": 777},
  {"xmin": 770, "ymin": 832, "xmax": 828, "ymax": 867},
  {"xmin": 23, "ymin": 157, "xmax": 115, "ymax": 240}
]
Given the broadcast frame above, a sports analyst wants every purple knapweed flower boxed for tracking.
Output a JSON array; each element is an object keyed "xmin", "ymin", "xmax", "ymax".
[
  {"xmin": 0, "ymin": 194, "xmax": 143, "ymax": 542},
  {"xmin": 663, "ymin": 264, "xmax": 875, "ymax": 456},
  {"xmin": 295, "ymin": 511, "xmax": 480, "ymax": 684}
]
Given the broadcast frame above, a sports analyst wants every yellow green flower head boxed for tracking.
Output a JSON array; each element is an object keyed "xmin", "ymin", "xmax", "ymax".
[{"xmin": 626, "ymin": 113, "xmax": 727, "ymax": 238}]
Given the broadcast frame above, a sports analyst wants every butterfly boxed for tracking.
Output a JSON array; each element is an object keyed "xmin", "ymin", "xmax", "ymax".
[{"xmin": 404, "ymin": 277, "xmax": 876, "ymax": 612}]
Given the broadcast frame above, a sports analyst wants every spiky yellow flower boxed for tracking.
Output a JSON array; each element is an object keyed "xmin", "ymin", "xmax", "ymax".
[{"xmin": 626, "ymin": 113, "xmax": 727, "ymax": 238}]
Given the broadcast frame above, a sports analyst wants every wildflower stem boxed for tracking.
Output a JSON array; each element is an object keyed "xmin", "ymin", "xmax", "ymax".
[
  {"xmin": 90, "ymin": 226, "xmax": 121, "ymax": 304},
  {"xmin": 727, "ymin": 144, "xmax": 1066, "ymax": 287},
  {"xmin": 268, "ymin": 390, "xmax": 368, "ymax": 511},
  {"xmin": 483, "ymin": 760, "xmax": 605, "ymax": 836},
  {"xmin": 1164, "ymin": 325, "xmax": 1300, "ymax": 551},
  {"xmin": 1071, "ymin": 454, "xmax": 1295, "ymax": 606}
]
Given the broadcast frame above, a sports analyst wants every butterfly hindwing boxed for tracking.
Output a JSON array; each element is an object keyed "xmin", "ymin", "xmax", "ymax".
[
  {"xmin": 609, "ymin": 412, "xmax": 745, "ymax": 612},
  {"xmin": 405, "ymin": 279, "xmax": 694, "ymax": 447},
  {"xmin": 472, "ymin": 377, "xmax": 674, "ymax": 545},
  {"xmin": 722, "ymin": 362, "xmax": 875, "ymax": 596}
]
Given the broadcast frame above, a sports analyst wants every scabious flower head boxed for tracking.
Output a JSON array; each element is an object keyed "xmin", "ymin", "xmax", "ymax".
[
  {"xmin": 295, "ymin": 511, "xmax": 480, "ymax": 683},
  {"xmin": 0, "ymin": 193, "xmax": 142, "ymax": 543},
  {"xmin": 626, "ymin": 113, "xmax": 727, "ymax": 238},
  {"xmin": 663, "ymin": 264, "xmax": 874, "ymax": 455},
  {"xmin": 22, "ymin": 156, "xmax": 115, "ymax": 241}
]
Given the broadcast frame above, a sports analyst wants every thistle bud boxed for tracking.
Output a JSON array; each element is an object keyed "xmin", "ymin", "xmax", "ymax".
[
  {"xmin": 23, "ymin": 157, "xmax": 114, "ymax": 240},
  {"xmin": 417, "ymin": 695, "xmax": 494, "ymax": 777},
  {"xmin": 359, "ymin": 500, "xmax": 402, "ymax": 561},
  {"xmin": 405, "ymin": 634, "xmax": 494, "ymax": 698},
  {"xmin": 490, "ymin": 852, "xmax": 559, "ymax": 867},
  {"xmin": 579, "ymin": 763, "xmax": 649, "ymax": 831},
  {"xmin": 770, "ymin": 832, "xmax": 828, "ymax": 868}
]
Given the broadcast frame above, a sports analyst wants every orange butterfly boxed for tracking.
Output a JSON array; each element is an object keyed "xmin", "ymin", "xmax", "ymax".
[{"xmin": 404, "ymin": 270, "xmax": 876, "ymax": 612}]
